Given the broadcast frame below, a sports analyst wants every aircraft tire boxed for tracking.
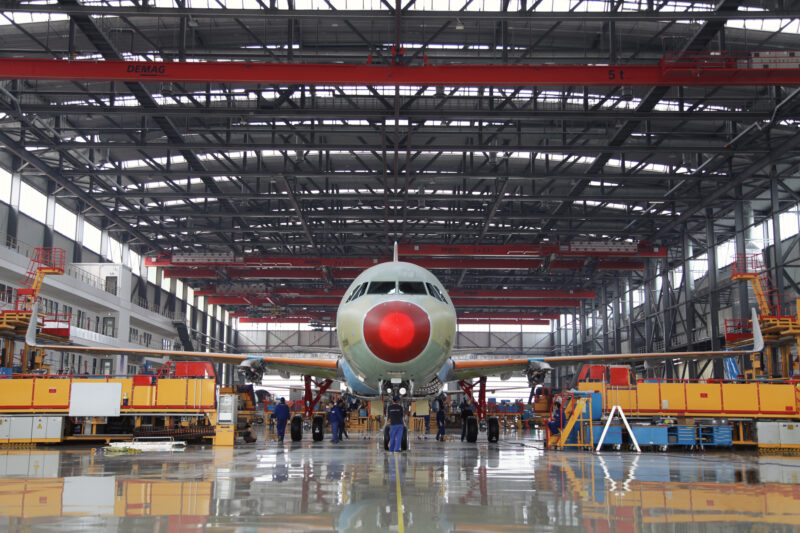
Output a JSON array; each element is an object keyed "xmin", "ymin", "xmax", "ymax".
[
  {"xmin": 290, "ymin": 415, "xmax": 303, "ymax": 442},
  {"xmin": 487, "ymin": 416, "xmax": 500, "ymax": 443},
  {"xmin": 312, "ymin": 414, "xmax": 325, "ymax": 442},
  {"xmin": 466, "ymin": 416, "xmax": 479, "ymax": 443}
]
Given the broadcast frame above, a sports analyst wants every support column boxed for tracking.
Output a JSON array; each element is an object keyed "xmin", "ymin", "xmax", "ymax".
[
  {"xmin": 99, "ymin": 227, "xmax": 109, "ymax": 260},
  {"xmin": 614, "ymin": 278, "xmax": 623, "ymax": 353},
  {"xmin": 662, "ymin": 256, "xmax": 673, "ymax": 350},
  {"xmin": 627, "ymin": 277, "xmax": 636, "ymax": 352},
  {"xmin": 645, "ymin": 259, "xmax": 655, "ymax": 353},
  {"xmin": 706, "ymin": 209, "xmax": 723, "ymax": 378},
  {"xmin": 43, "ymin": 184, "xmax": 56, "ymax": 248},
  {"xmin": 771, "ymin": 170, "xmax": 784, "ymax": 310},
  {"xmin": 6, "ymin": 168, "xmax": 21, "ymax": 243},
  {"xmin": 734, "ymin": 185, "xmax": 750, "ymax": 317},
  {"xmin": 73, "ymin": 203, "xmax": 84, "ymax": 263},
  {"xmin": 601, "ymin": 283, "xmax": 610, "ymax": 353},
  {"xmin": 572, "ymin": 312, "xmax": 579, "ymax": 356},
  {"xmin": 682, "ymin": 226, "xmax": 697, "ymax": 379}
]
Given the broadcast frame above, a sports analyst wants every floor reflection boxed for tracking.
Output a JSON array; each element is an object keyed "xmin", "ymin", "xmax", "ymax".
[{"xmin": 0, "ymin": 432, "xmax": 799, "ymax": 531}]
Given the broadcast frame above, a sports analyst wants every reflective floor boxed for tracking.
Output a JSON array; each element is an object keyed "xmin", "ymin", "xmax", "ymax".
[{"xmin": 2, "ymin": 428, "xmax": 800, "ymax": 532}]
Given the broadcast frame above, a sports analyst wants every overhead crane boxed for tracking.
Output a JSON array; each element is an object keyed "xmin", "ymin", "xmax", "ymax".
[{"xmin": 0, "ymin": 51, "xmax": 798, "ymax": 86}]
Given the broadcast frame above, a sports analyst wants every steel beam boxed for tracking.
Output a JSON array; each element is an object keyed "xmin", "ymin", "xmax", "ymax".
[{"xmin": 5, "ymin": 5, "xmax": 799, "ymax": 21}]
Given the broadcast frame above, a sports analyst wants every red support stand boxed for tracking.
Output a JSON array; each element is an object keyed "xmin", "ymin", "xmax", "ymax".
[
  {"xmin": 458, "ymin": 376, "xmax": 488, "ymax": 421},
  {"xmin": 303, "ymin": 375, "xmax": 333, "ymax": 418}
]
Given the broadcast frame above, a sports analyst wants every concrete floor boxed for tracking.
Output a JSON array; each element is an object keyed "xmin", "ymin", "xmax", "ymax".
[{"xmin": 2, "ymin": 428, "xmax": 800, "ymax": 532}]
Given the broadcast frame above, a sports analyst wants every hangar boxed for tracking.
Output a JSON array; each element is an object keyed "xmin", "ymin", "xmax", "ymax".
[{"xmin": 0, "ymin": 0, "xmax": 799, "ymax": 530}]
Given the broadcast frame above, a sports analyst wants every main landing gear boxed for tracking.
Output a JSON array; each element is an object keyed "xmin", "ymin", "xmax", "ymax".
[
  {"xmin": 290, "ymin": 375, "xmax": 334, "ymax": 442},
  {"xmin": 458, "ymin": 376, "xmax": 500, "ymax": 443}
]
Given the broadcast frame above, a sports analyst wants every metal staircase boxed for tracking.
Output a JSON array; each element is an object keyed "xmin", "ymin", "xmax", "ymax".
[{"xmin": 173, "ymin": 321, "xmax": 195, "ymax": 351}]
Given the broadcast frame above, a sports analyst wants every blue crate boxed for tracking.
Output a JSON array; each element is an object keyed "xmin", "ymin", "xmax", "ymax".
[
  {"xmin": 0, "ymin": 368, "xmax": 12, "ymax": 377},
  {"xmin": 573, "ymin": 392, "xmax": 603, "ymax": 421},
  {"xmin": 586, "ymin": 425, "xmax": 622, "ymax": 446},
  {"xmin": 631, "ymin": 426, "xmax": 669, "ymax": 446},
  {"xmin": 359, "ymin": 409, "xmax": 367, "ymax": 417}
]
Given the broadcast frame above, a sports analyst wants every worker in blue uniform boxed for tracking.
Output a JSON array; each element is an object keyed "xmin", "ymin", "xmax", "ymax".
[
  {"xmin": 329, "ymin": 400, "xmax": 344, "ymax": 443},
  {"xmin": 387, "ymin": 396, "xmax": 405, "ymax": 452},
  {"xmin": 547, "ymin": 400, "xmax": 563, "ymax": 436},
  {"xmin": 274, "ymin": 397, "xmax": 290, "ymax": 442},
  {"xmin": 434, "ymin": 393, "xmax": 446, "ymax": 441},
  {"xmin": 460, "ymin": 401, "xmax": 474, "ymax": 441}
]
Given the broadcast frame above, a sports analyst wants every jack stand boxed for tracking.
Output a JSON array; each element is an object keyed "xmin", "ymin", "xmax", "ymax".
[{"xmin": 303, "ymin": 375, "xmax": 334, "ymax": 418}]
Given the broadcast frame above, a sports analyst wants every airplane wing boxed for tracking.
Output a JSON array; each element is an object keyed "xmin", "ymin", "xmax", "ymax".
[
  {"xmin": 451, "ymin": 309, "xmax": 764, "ymax": 382},
  {"xmin": 25, "ymin": 304, "xmax": 339, "ymax": 381}
]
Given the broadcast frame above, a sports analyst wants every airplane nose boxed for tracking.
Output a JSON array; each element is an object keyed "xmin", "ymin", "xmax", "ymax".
[{"xmin": 363, "ymin": 301, "xmax": 431, "ymax": 363}]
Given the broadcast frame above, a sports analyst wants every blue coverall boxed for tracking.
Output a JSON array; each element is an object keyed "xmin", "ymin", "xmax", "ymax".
[
  {"xmin": 329, "ymin": 405, "xmax": 344, "ymax": 443},
  {"xmin": 436, "ymin": 409, "xmax": 446, "ymax": 441},
  {"xmin": 547, "ymin": 406, "xmax": 564, "ymax": 436},
  {"xmin": 387, "ymin": 402, "xmax": 405, "ymax": 452},
  {"xmin": 274, "ymin": 402, "xmax": 290, "ymax": 441}
]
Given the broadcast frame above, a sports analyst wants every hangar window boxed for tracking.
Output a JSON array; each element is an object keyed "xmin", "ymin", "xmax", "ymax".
[
  {"xmin": 366, "ymin": 281, "xmax": 397, "ymax": 295},
  {"xmin": 398, "ymin": 282, "xmax": 427, "ymax": 295},
  {"xmin": 426, "ymin": 282, "xmax": 447, "ymax": 303}
]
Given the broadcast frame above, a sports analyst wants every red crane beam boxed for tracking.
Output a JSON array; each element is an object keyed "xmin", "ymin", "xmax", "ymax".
[
  {"xmin": 198, "ymin": 286, "xmax": 592, "ymax": 299},
  {"xmin": 1, "ymin": 58, "xmax": 799, "ymax": 86},
  {"xmin": 213, "ymin": 295, "xmax": 578, "ymax": 307},
  {"xmin": 153, "ymin": 256, "xmax": 543, "ymax": 270},
  {"xmin": 458, "ymin": 312, "xmax": 560, "ymax": 320},
  {"xmin": 399, "ymin": 242, "xmax": 665, "ymax": 258}
]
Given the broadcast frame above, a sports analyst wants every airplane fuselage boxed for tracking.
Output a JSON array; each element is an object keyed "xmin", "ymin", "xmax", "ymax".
[{"xmin": 335, "ymin": 261, "xmax": 457, "ymax": 397}]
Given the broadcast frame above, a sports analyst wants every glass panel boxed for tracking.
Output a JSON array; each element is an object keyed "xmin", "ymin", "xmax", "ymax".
[
  {"xmin": 366, "ymin": 281, "xmax": 397, "ymax": 294},
  {"xmin": 346, "ymin": 283, "xmax": 364, "ymax": 302},
  {"xmin": 426, "ymin": 282, "xmax": 446, "ymax": 302},
  {"xmin": 398, "ymin": 281, "xmax": 427, "ymax": 295},
  {"xmin": 19, "ymin": 182, "xmax": 47, "ymax": 222}
]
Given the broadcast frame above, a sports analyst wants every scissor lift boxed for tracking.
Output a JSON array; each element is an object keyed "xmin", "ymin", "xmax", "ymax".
[{"xmin": 0, "ymin": 248, "xmax": 71, "ymax": 371}]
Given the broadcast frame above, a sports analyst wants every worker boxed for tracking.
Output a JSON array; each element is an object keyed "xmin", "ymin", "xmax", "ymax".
[
  {"xmin": 274, "ymin": 397, "xmax": 290, "ymax": 442},
  {"xmin": 337, "ymin": 399, "xmax": 350, "ymax": 440},
  {"xmin": 547, "ymin": 400, "xmax": 563, "ymax": 436},
  {"xmin": 434, "ymin": 393, "xmax": 446, "ymax": 441},
  {"xmin": 387, "ymin": 396, "xmax": 405, "ymax": 452},
  {"xmin": 460, "ymin": 401, "xmax": 474, "ymax": 442},
  {"xmin": 329, "ymin": 400, "xmax": 344, "ymax": 443}
]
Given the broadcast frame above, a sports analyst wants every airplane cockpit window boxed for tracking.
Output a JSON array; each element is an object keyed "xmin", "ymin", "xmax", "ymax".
[
  {"xmin": 426, "ymin": 282, "xmax": 447, "ymax": 303},
  {"xmin": 398, "ymin": 282, "xmax": 427, "ymax": 295},
  {"xmin": 366, "ymin": 281, "xmax": 398, "ymax": 295},
  {"xmin": 346, "ymin": 283, "xmax": 367, "ymax": 303}
]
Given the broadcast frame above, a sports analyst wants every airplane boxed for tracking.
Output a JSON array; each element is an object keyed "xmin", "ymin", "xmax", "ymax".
[{"xmin": 24, "ymin": 244, "xmax": 763, "ymax": 444}]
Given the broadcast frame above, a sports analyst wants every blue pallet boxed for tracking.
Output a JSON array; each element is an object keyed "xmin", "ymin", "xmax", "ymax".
[{"xmin": 631, "ymin": 426, "xmax": 669, "ymax": 446}]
